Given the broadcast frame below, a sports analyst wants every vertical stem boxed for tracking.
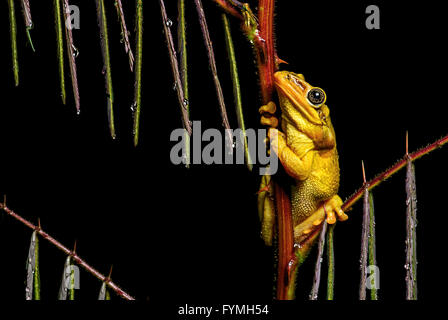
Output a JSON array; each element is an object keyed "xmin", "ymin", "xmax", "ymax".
[
  {"xmin": 54, "ymin": 0, "xmax": 66, "ymax": 104},
  {"xmin": 359, "ymin": 188, "xmax": 370, "ymax": 300},
  {"xmin": 222, "ymin": 13, "xmax": 253, "ymax": 171},
  {"xmin": 405, "ymin": 159, "xmax": 418, "ymax": 300},
  {"xmin": 275, "ymin": 185, "xmax": 295, "ymax": 300},
  {"xmin": 368, "ymin": 192, "xmax": 378, "ymax": 300},
  {"xmin": 96, "ymin": 0, "xmax": 116, "ymax": 139},
  {"xmin": 133, "ymin": 0, "xmax": 143, "ymax": 146},
  {"xmin": 8, "ymin": 0, "xmax": 19, "ymax": 86},
  {"xmin": 326, "ymin": 224, "xmax": 335, "ymax": 300},
  {"xmin": 178, "ymin": 0, "xmax": 191, "ymax": 167},
  {"xmin": 257, "ymin": 0, "xmax": 276, "ymax": 102},
  {"xmin": 309, "ymin": 221, "xmax": 328, "ymax": 300}
]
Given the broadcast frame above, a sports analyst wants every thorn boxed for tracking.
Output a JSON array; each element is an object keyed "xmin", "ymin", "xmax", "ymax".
[
  {"xmin": 3, "ymin": 194, "xmax": 6, "ymax": 208},
  {"xmin": 108, "ymin": 265, "xmax": 113, "ymax": 279},
  {"xmin": 406, "ymin": 131, "xmax": 409, "ymax": 156},
  {"xmin": 275, "ymin": 55, "xmax": 288, "ymax": 66},
  {"xmin": 361, "ymin": 160, "xmax": 367, "ymax": 184},
  {"xmin": 72, "ymin": 240, "xmax": 77, "ymax": 255},
  {"xmin": 37, "ymin": 218, "xmax": 41, "ymax": 231},
  {"xmin": 256, "ymin": 183, "xmax": 271, "ymax": 195}
]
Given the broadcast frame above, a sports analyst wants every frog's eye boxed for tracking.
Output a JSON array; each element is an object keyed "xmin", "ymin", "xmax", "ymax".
[{"xmin": 307, "ymin": 88, "xmax": 326, "ymax": 107}]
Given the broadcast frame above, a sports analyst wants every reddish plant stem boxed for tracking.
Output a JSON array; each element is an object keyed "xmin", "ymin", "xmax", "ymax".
[
  {"xmin": 275, "ymin": 185, "xmax": 295, "ymax": 300},
  {"xmin": 254, "ymin": 0, "xmax": 296, "ymax": 300},
  {"xmin": 257, "ymin": 0, "xmax": 276, "ymax": 102},
  {"xmin": 212, "ymin": 0, "xmax": 243, "ymax": 19},
  {"xmin": 0, "ymin": 204, "xmax": 135, "ymax": 300},
  {"xmin": 342, "ymin": 133, "xmax": 448, "ymax": 211}
]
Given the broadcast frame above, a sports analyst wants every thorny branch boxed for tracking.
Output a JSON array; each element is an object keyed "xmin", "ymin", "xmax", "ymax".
[{"xmin": 0, "ymin": 203, "xmax": 135, "ymax": 300}]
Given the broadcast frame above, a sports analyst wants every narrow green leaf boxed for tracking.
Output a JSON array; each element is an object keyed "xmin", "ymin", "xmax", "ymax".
[
  {"xmin": 98, "ymin": 282, "xmax": 107, "ymax": 300},
  {"xmin": 54, "ymin": 0, "xmax": 66, "ymax": 104},
  {"xmin": 20, "ymin": 0, "xmax": 35, "ymax": 52},
  {"xmin": 178, "ymin": 0, "xmax": 191, "ymax": 167},
  {"xmin": 133, "ymin": 0, "xmax": 143, "ymax": 146},
  {"xmin": 326, "ymin": 224, "xmax": 335, "ymax": 300},
  {"xmin": 25, "ymin": 231, "xmax": 37, "ymax": 300},
  {"xmin": 58, "ymin": 256, "xmax": 73, "ymax": 300},
  {"xmin": 368, "ymin": 192, "xmax": 378, "ymax": 300},
  {"xmin": 309, "ymin": 221, "xmax": 327, "ymax": 300},
  {"xmin": 62, "ymin": 0, "xmax": 80, "ymax": 113},
  {"xmin": 114, "ymin": 0, "xmax": 134, "ymax": 71},
  {"xmin": 222, "ymin": 13, "xmax": 253, "ymax": 171},
  {"xmin": 7, "ymin": 0, "xmax": 19, "ymax": 86},
  {"xmin": 405, "ymin": 160, "xmax": 418, "ymax": 300},
  {"xmin": 96, "ymin": 0, "xmax": 116, "ymax": 139},
  {"xmin": 359, "ymin": 188, "xmax": 370, "ymax": 300},
  {"xmin": 33, "ymin": 231, "xmax": 40, "ymax": 300}
]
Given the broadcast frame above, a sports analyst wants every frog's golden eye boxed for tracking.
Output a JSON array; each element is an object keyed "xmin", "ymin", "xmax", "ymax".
[{"xmin": 307, "ymin": 88, "xmax": 326, "ymax": 107}]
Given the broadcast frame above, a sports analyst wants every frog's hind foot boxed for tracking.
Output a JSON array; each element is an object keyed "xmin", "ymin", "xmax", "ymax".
[
  {"xmin": 259, "ymin": 101, "xmax": 279, "ymax": 128},
  {"xmin": 294, "ymin": 195, "xmax": 348, "ymax": 244},
  {"xmin": 324, "ymin": 195, "xmax": 348, "ymax": 224}
]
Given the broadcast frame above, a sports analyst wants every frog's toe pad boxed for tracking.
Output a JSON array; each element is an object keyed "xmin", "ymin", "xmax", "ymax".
[
  {"xmin": 259, "ymin": 101, "xmax": 277, "ymax": 115},
  {"xmin": 260, "ymin": 115, "xmax": 279, "ymax": 128}
]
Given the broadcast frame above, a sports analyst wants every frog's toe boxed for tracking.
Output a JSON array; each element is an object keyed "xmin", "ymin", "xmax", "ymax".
[
  {"xmin": 324, "ymin": 195, "xmax": 348, "ymax": 224},
  {"xmin": 336, "ymin": 206, "xmax": 348, "ymax": 221},
  {"xmin": 324, "ymin": 205, "xmax": 337, "ymax": 224},
  {"xmin": 259, "ymin": 101, "xmax": 277, "ymax": 115},
  {"xmin": 260, "ymin": 115, "xmax": 279, "ymax": 128}
]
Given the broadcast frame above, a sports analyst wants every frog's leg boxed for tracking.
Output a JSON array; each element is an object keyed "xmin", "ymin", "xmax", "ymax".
[
  {"xmin": 259, "ymin": 101, "xmax": 278, "ymax": 128},
  {"xmin": 257, "ymin": 174, "xmax": 275, "ymax": 246},
  {"xmin": 268, "ymin": 128, "xmax": 315, "ymax": 181},
  {"xmin": 294, "ymin": 195, "xmax": 348, "ymax": 243}
]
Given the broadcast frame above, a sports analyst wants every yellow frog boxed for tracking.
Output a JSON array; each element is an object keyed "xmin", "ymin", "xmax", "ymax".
[{"xmin": 258, "ymin": 71, "xmax": 348, "ymax": 248}]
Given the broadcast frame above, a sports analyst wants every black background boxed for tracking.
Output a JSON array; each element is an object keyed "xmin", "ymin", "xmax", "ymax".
[{"xmin": 0, "ymin": 0, "xmax": 447, "ymax": 311}]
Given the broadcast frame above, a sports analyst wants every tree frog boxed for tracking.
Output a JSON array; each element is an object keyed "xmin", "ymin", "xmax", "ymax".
[{"xmin": 258, "ymin": 71, "xmax": 348, "ymax": 249}]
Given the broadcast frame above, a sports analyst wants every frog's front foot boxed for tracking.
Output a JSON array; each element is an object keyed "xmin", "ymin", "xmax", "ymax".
[{"xmin": 259, "ymin": 101, "xmax": 278, "ymax": 128}]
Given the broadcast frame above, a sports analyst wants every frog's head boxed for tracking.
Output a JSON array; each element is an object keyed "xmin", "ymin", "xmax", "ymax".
[{"xmin": 274, "ymin": 71, "xmax": 335, "ymax": 148}]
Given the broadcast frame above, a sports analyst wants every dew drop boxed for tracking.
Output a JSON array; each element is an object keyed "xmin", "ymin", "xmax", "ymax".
[
  {"xmin": 166, "ymin": 19, "xmax": 173, "ymax": 27},
  {"xmin": 71, "ymin": 45, "xmax": 79, "ymax": 58}
]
